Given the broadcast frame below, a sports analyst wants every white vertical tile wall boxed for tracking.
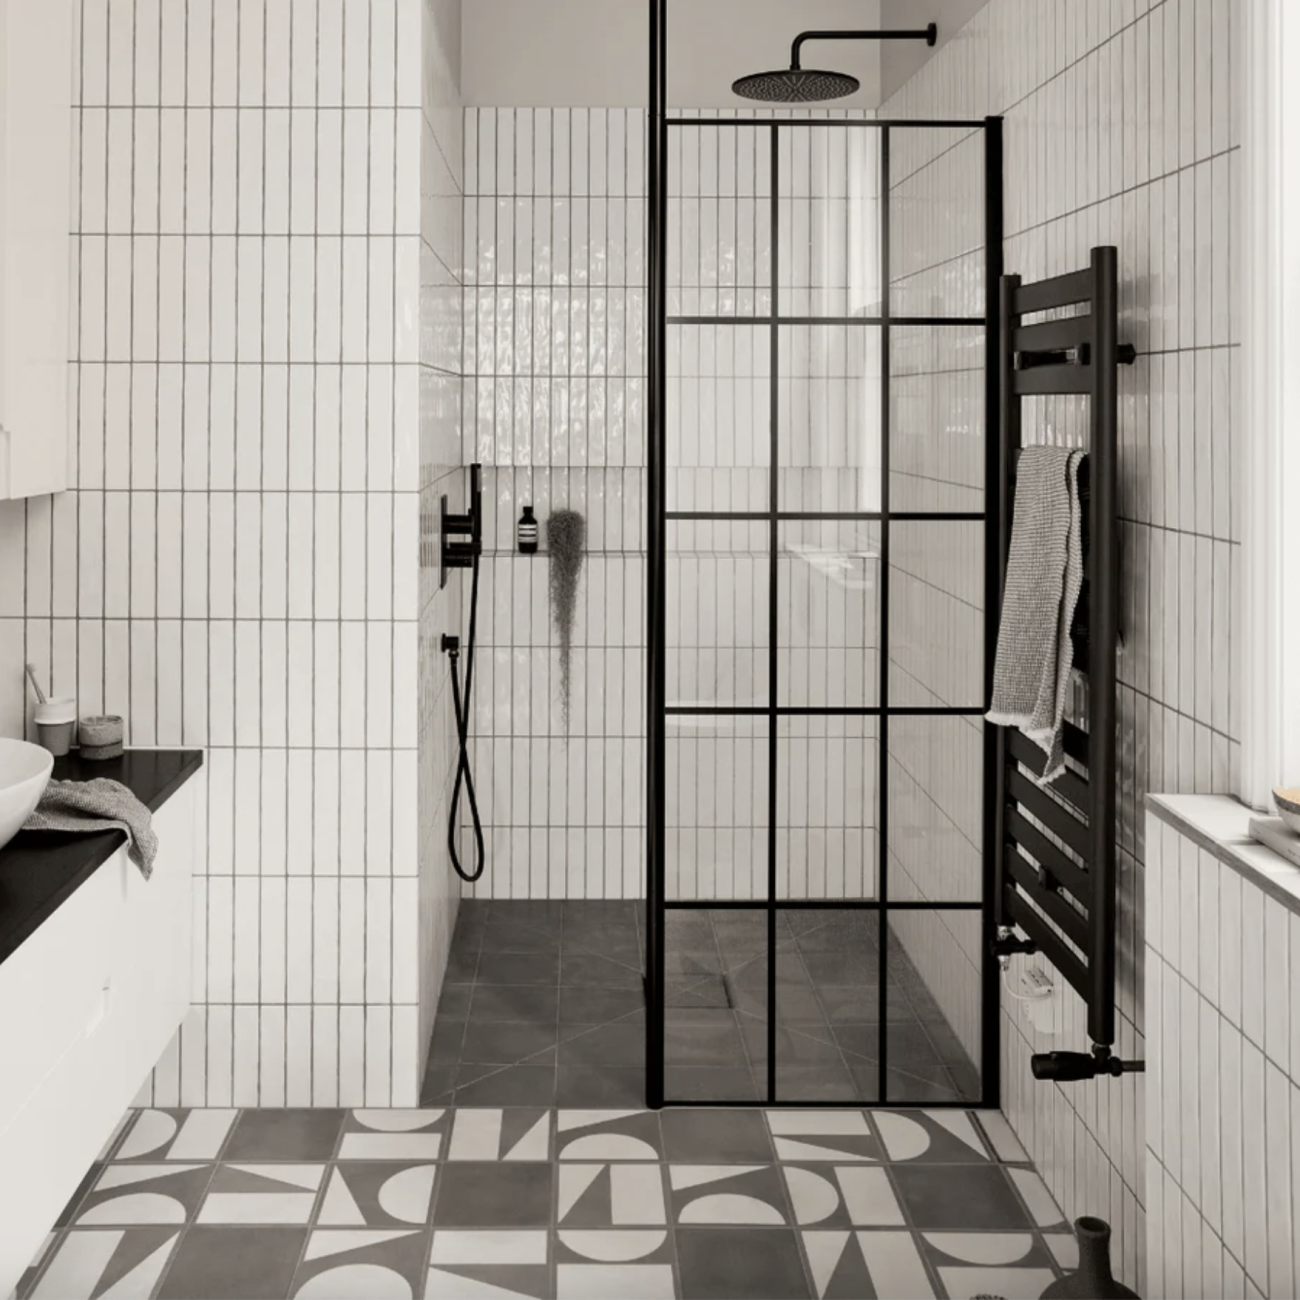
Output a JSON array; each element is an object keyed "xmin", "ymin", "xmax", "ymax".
[
  {"xmin": 0, "ymin": 0, "xmax": 464, "ymax": 1107},
  {"xmin": 460, "ymin": 106, "xmax": 648, "ymax": 899},
  {"xmin": 884, "ymin": 1, "xmax": 1243, "ymax": 1290},
  {"xmin": 1145, "ymin": 810, "xmax": 1300, "ymax": 1300},
  {"xmin": 462, "ymin": 106, "xmax": 885, "ymax": 900}
]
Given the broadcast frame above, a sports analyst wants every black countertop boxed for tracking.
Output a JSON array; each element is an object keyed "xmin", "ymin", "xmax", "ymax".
[{"xmin": 0, "ymin": 748, "xmax": 203, "ymax": 966}]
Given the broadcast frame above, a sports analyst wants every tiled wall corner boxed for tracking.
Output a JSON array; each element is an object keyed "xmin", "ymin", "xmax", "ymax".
[
  {"xmin": 1145, "ymin": 811, "xmax": 1298, "ymax": 1300},
  {"xmin": 884, "ymin": 1, "xmax": 1243, "ymax": 1290},
  {"xmin": 416, "ymin": 0, "xmax": 466, "ymax": 1067},
  {"xmin": 0, "ymin": 0, "xmax": 465, "ymax": 1108}
]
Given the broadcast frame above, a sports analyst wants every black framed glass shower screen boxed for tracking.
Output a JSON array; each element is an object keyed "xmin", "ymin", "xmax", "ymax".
[{"xmin": 647, "ymin": 115, "xmax": 1002, "ymax": 1108}]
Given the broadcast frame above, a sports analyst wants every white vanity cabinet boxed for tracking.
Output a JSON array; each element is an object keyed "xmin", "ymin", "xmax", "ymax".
[
  {"xmin": 0, "ymin": 779, "xmax": 196, "ymax": 1297},
  {"xmin": 0, "ymin": 0, "xmax": 75, "ymax": 500}
]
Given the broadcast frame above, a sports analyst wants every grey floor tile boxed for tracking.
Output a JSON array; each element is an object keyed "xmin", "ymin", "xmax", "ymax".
[
  {"xmin": 484, "ymin": 919, "xmax": 562, "ymax": 953},
  {"xmin": 774, "ymin": 1064, "xmax": 861, "ymax": 1104},
  {"xmin": 475, "ymin": 951, "xmax": 560, "ymax": 986},
  {"xmin": 436, "ymin": 982, "xmax": 475, "ymax": 1019},
  {"xmin": 677, "ymin": 1227, "xmax": 812, "ymax": 1299},
  {"xmin": 555, "ymin": 1064, "xmax": 647, "ymax": 1108},
  {"xmin": 453, "ymin": 1063, "xmax": 558, "ymax": 1107},
  {"xmin": 892, "ymin": 1164, "xmax": 1032, "ymax": 1230},
  {"xmin": 663, "ymin": 1067, "xmax": 762, "ymax": 1103},
  {"xmin": 419, "ymin": 1066, "xmax": 457, "ymax": 1106},
  {"xmin": 426, "ymin": 1017, "xmax": 468, "ymax": 1066},
  {"xmin": 817, "ymin": 983, "xmax": 914, "ymax": 1025},
  {"xmin": 443, "ymin": 945, "xmax": 482, "ymax": 984},
  {"xmin": 800, "ymin": 950, "xmax": 879, "ymax": 986},
  {"xmin": 882, "ymin": 1068, "xmax": 961, "ymax": 1105},
  {"xmin": 664, "ymin": 1021, "xmax": 750, "ymax": 1069},
  {"xmin": 488, "ymin": 900, "xmax": 565, "ymax": 926},
  {"xmin": 157, "ymin": 1227, "xmax": 305, "ymax": 1299},
  {"xmin": 745, "ymin": 1022, "xmax": 843, "ymax": 1068},
  {"xmin": 461, "ymin": 1020, "xmax": 559, "ymax": 1065},
  {"xmin": 223, "ymin": 1110, "xmax": 344, "ymax": 1162},
  {"xmin": 560, "ymin": 951, "xmax": 643, "ymax": 988},
  {"xmin": 471, "ymin": 983, "xmax": 560, "ymax": 1024},
  {"xmin": 558, "ymin": 1022, "xmax": 647, "ymax": 1067},
  {"xmin": 558, "ymin": 985, "xmax": 644, "ymax": 1024},
  {"xmin": 660, "ymin": 1109, "xmax": 774, "ymax": 1163},
  {"xmin": 432, "ymin": 1162, "xmax": 554, "ymax": 1227}
]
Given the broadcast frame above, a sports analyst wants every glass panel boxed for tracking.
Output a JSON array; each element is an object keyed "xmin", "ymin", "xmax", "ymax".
[
  {"xmin": 885, "ymin": 909, "xmax": 983, "ymax": 1103},
  {"xmin": 664, "ymin": 715, "xmax": 768, "ymax": 902},
  {"xmin": 666, "ymin": 323, "xmax": 769, "ymax": 512},
  {"xmin": 777, "ymin": 325, "xmax": 882, "ymax": 512},
  {"xmin": 666, "ymin": 518, "xmax": 769, "ymax": 709},
  {"xmin": 663, "ymin": 908, "xmax": 765, "ymax": 1103},
  {"xmin": 666, "ymin": 125, "xmax": 772, "ymax": 318},
  {"xmin": 888, "ymin": 519, "xmax": 984, "ymax": 709},
  {"xmin": 889, "ymin": 325, "xmax": 985, "ymax": 513},
  {"xmin": 777, "ymin": 907, "xmax": 881, "ymax": 1103},
  {"xmin": 777, "ymin": 519, "xmax": 880, "ymax": 709},
  {"xmin": 888, "ymin": 127, "xmax": 986, "ymax": 319},
  {"xmin": 777, "ymin": 126, "xmax": 882, "ymax": 318},
  {"xmin": 886, "ymin": 714, "xmax": 983, "ymax": 902},
  {"xmin": 776, "ymin": 716, "xmax": 878, "ymax": 900}
]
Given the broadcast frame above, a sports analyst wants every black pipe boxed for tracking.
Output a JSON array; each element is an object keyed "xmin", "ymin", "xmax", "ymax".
[
  {"xmin": 644, "ymin": 0, "xmax": 667, "ymax": 1112},
  {"xmin": 790, "ymin": 25, "xmax": 937, "ymax": 68},
  {"xmin": 980, "ymin": 114, "xmax": 1005, "ymax": 1111},
  {"xmin": 1088, "ymin": 247, "xmax": 1119, "ymax": 1050}
]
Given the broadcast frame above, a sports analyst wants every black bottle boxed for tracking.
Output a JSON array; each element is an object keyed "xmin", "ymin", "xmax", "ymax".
[{"xmin": 518, "ymin": 505, "xmax": 539, "ymax": 554}]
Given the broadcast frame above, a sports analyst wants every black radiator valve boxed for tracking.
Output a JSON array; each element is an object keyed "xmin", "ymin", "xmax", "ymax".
[{"xmin": 1031, "ymin": 1045, "xmax": 1145, "ymax": 1082}]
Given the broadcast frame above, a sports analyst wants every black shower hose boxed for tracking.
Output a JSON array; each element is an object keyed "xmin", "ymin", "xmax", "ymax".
[{"xmin": 447, "ymin": 547, "xmax": 486, "ymax": 883}]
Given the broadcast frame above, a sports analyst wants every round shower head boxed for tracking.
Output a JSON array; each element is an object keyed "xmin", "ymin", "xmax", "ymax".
[{"xmin": 731, "ymin": 66, "xmax": 861, "ymax": 103}]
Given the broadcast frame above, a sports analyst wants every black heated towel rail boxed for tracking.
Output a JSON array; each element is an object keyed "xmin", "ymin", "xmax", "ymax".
[{"xmin": 990, "ymin": 246, "xmax": 1143, "ymax": 1083}]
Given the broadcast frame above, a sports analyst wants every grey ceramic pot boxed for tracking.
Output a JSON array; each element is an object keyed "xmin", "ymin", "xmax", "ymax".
[{"xmin": 1040, "ymin": 1217, "xmax": 1139, "ymax": 1299}]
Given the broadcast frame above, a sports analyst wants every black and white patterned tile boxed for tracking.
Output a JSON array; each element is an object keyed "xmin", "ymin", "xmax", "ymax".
[
  {"xmin": 291, "ymin": 1229, "xmax": 430, "ymax": 1299},
  {"xmin": 15, "ymin": 1106, "xmax": 1070, "ymax": 1300},
  {"xmin": 426, "ymin": 1231, "xmax": 551, "ymax": 1299}
]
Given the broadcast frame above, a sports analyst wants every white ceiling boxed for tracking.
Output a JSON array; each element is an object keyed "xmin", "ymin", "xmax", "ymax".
[{"xmin": 461, "ymin": 0, "xmax": 888, "ymax": 108}]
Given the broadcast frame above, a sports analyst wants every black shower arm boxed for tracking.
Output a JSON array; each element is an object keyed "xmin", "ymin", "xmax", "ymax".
[{"xmin": 790, "ymin": 25, "xmax": 938, "ymax": 70}]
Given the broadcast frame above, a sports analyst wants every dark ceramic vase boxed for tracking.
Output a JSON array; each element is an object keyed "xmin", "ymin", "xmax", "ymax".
[{"xmin": 1040, "ymin": 1217, "xmax": 1139, "ymax": 1299}]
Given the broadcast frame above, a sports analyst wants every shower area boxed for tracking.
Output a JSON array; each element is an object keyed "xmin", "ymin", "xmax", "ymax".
[
  {"xmin": 422, "ymin": 13, "xmax": 1002, "ymax": 1114},
  {"xmin": 644, "ymin": 26, "xmax": 1003, "ymax": 1106}
]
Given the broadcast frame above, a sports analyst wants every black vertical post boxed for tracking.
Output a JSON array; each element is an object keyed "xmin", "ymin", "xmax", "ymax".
[
  {"xmin": 644, "ymin": 0, "xmax": 667, "ymax": 1109},
  {"xmin": 1087, "ymin": 246, "xmax": 1118, "ymax": 1050},
  {"xmin": 766, "ymin": 124, "xmax": 780, "ymax": 1105},
  {"xmin": 876, "ymin": 125, "xmax": 891, "ymax": 1104},
  {"xmin": 980, "ymin": 115, "xmax": 1004, "ymax": 1108}
]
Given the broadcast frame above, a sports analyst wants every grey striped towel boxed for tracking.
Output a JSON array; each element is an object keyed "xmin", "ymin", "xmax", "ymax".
[
  {"xmin": 986, "ymin": 445, "xmax": 1085, "ymax": 784},
  {"xmin": 24, "ymin": 777, "xmax": 158, "ymax": 878}
]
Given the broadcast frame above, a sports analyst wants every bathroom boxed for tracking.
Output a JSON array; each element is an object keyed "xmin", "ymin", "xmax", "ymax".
[{"xmin": 0, "ymin": 0, "xmax": 1294, "ymax": 1297}]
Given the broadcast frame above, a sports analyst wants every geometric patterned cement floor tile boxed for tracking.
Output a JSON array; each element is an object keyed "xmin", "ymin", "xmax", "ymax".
[{"xmin": 16, "ymin": 1105, "xmax": 1070, "ymax": 1300}]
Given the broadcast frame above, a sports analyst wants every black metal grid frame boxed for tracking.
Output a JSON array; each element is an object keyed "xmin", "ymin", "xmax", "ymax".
[{"xmin": 646, "ymin": 0, "xmax": 1004, "ymax": 1109}]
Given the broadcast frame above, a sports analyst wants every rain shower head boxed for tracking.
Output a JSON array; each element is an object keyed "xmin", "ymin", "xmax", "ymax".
[
  {"xmin": 731, "ymin": 24, "xmax": 938, "ymax": 104},
  {"xmin": 731, "ymin": 67, "xmax": 861, "ymax": 104}
]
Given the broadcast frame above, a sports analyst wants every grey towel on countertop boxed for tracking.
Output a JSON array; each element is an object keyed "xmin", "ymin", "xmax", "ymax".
[
  {"xmin": 986, "ymin": 445, "xmax": 1085, "ymax": 784},
  {"xmin": 24, "ymin": 777, "xmax": 158, "ymax": 878}
]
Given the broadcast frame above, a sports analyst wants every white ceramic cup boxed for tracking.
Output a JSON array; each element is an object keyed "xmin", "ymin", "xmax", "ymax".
[{"xmin": 34, "ymin": 697, "xmax": 77, "ymax": 757}]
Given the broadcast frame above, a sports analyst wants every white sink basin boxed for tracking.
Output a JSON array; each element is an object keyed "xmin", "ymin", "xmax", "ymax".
[{"xmin": 0, "ymin": 739, "xmax": 54, "ymax": 852}]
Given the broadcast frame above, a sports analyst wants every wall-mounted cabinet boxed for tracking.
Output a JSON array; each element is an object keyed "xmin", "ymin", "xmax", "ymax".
[{"xmin": 0, "ymin": 0, "xmax": 74, "ymax": 500}]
